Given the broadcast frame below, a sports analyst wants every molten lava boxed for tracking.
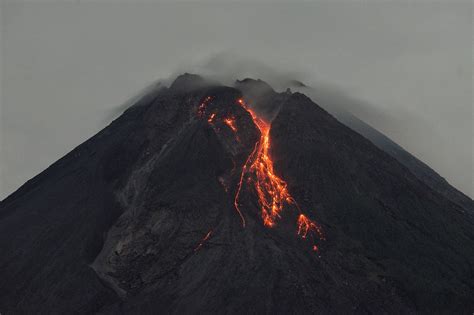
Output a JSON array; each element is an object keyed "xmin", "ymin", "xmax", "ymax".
[
  {"xmin": 235, "ymin": 98, "xmax": 324, "ymax": 250},
  {"xmin": 194, "ymin": 230, "xmax": 213, "ymax": 252},
  {"xmin": 198, "ymin": 96, "xmax": 213, "ymax": 117},
  {"xmin": 208, "ymin": 113, "xmax": 216, "ymax": 123},
  {"xmin": 234, "ymin": 101, "xmax": 288, "ymax": 227},
  {"xmin": 198, "ymin": 95, "xmax": 324, "ymax": 251},
  {"xmin": 224, "ymin": 117, "xmax": 238, "ymax": 133},
  {"xmin": 297, "ymin": 214, "xmax": 325, "ymax": 250}
]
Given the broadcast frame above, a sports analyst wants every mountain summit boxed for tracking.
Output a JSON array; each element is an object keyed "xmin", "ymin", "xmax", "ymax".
[{"xmin": 1, "ymin": 74, "xmax": 473, "ymax": 313}]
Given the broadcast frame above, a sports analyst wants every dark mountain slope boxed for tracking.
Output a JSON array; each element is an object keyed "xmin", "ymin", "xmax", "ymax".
[
  {"xmin": 0, "ymin": 75, "xmax": 473, "ymax": 314},
  {"xmin": 0, "ymin": 103, "xmax": 142, "ymax": 313},
  {"xmin": 286, "ymin": 82, "xmax": 473, "ymax": 212},
  {"xmin": 333, "ymin": 111, "xmax": 473, "ymax": 212},
  {"xmin": 270, "ymin": 93, "xmax": 474, "ymax": 312}
]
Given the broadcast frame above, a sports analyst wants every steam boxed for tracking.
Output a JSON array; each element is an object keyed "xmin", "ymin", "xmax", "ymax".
[{"xmin": 159, "ymin": 53, "xmax": 393, "ymax": 128}]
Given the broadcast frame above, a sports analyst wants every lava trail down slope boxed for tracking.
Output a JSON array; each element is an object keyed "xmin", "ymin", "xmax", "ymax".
[
  {"xmin": 0, "ymin": 74, "xmax": 473, "ymax": 314},
  {"xmin": 200, "ymin": 95, "xmax": 325, "ymax": 251}
]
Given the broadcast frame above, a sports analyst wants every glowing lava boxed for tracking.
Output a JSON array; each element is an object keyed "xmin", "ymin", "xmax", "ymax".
[
  {"xmin": 208, "ymin": 113, "xmax": 216, "ymax": 123},
  {"xmin": 194, "ymin": 230, "xmax": 213, "ymax": 252},
  {"xmin": 198, "ymin": 96, "xmax": 213, "ymax": 117},
  {"xmin": 224, "ymin": 117, "xmax": 238, "ymax": 133},
  {"xmin": 235, "ymin": 98, "xmax": 324, "ymax": 250},
  {"xmin": 297, "ymin": 214, "xmax": 324, "ymax": 243},
  {"xmin": 234, "ymin": 101, "xmax": 289, "ymax": 227},
  {"xmin": 197, "ymin": 95, "xmax": 324, "ymax": 251}
]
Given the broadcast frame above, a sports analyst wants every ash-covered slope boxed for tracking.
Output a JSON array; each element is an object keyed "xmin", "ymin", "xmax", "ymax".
[
  {"xmin": 329, "ymin": 110, "xmax": 473, "ymax": 213},
  {"xmin": 285, "ymin": 82, "xmax": 473, "ymax": 213},
  {"xmin": 0, "ymin": 74, "xmax": 473, "ymax": 314}
]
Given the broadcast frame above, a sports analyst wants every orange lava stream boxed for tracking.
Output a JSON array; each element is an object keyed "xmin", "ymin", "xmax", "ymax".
[
  {"xmin": 297, "ymin": 214, "xmax": 324, "ymax": 243},
  {"xmin": 197, "ymin": 96, "xmax": 324, "ymax": 251},
  {"xmin": 236, "ymin": 99, "xmax": 289, "ymax": 227},
  {"xmin": 235, "ymin": 98, "xmax": 324, "ymax": 250},
  {"xmin": 233, "ymin": 142, "xmax": 258, "ymax": 227},
  {"xmin": 194, "ymin": 230, "xmax": 213, "ymax": 252},
  {"xmin": 198, "ymin": 96, "xmax": 213, "ymax": 117},
  {"xmin": 207, "ymin": 113, "xmax": 216, "ymax": 123},
  {"xmin": 224, "ymin": 117, "xmax": 238, "ymax": 132}
]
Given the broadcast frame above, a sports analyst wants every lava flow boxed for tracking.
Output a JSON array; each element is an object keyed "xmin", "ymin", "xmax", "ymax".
[
  {"xmin": 234, "ymin": 98, "xmax": 324, "ymax": 250},
  {"xmin": 197, "ymin": 95, "xmax": 324, "ymax": 251},
  {"xmin": 223, "ymin": 117, "xmax": 238, "ymax": 133},
  {"xmin": 194, "ymin": 230, "xmax": 213, "ymax": 252}
]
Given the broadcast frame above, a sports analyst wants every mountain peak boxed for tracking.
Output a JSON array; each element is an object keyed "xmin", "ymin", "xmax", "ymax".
[
  {"xmin": 235, "ymin": 78, "xmax": 275, "ymax": 95},
  {"xmin": 169, "ymin": 73, "xmax": 210, "ymax": 92}
]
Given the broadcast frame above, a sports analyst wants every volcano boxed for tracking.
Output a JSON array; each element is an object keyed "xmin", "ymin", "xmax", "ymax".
[{"xmin": 0, "ymin": 74, "xmax": 473, "ymax": 314}]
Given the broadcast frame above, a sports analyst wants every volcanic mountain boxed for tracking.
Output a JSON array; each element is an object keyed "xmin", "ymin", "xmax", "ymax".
[{"xmin": 0, "ymin": 74, "xmax": 473, "ymax": 314}]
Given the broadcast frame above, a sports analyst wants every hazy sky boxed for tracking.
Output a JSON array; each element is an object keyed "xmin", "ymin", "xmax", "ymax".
[{"xmin": 1, "ymin": 0, "xmax": 472, "ymax": 199}]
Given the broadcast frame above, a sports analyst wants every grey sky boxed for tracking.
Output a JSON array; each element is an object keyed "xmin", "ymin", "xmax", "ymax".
[{"xmin": 1, "ymin": 1, "xmax": 472, "ymax": 199}]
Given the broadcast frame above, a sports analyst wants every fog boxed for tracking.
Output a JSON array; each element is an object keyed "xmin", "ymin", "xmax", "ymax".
[{"xmin": 1, "ymin": 1, "xmax": 472, "ymax": 199}]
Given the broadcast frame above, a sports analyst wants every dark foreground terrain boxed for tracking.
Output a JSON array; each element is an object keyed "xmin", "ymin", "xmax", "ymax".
[{"xmin": 1, "ymin": 74, "xmax": 473, "ymax": 314}]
